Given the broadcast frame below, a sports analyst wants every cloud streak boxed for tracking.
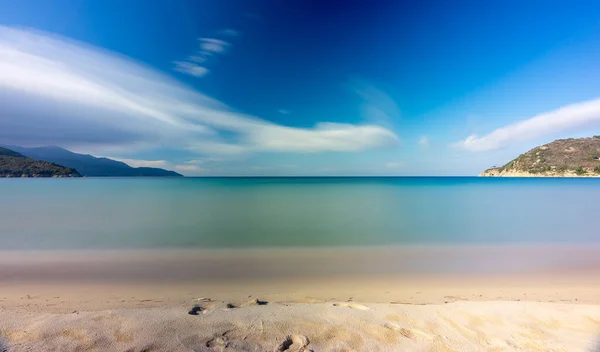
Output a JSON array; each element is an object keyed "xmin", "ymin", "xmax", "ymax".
[
  {"xmin": 456, "ymin": 98, "xmax": 600, "ymax": 151},
  {"xmin": 220, "ymin": 29, "xmax": 239, "ymax": 37},
  {"xmin": 352, "ymin": 80, "xmax": 401, "ymax": 127},
  {"xmin": 109, "ymin": 158, "xmax": 168, "ymax": 168},
  {"xmin": 108, "ymin": 157, "xmax": 203, "ymax": 175},
  {"xmin": 173, "ymin": 37, "xmax": 231, "ymax": 78},
  {"xmin": 173, "ymin": 164, "xmax": 202, "ymax": 173},
  {"xmin": 198, "ymin": 38, "xmax": 230, "ymax": 54},
  {"xmin": 0, "ymin": 27, "xmax": 398, "ymax": 157},
  {"xmin": 173, "ymin": 61, "xmax": 209, "ymax": 77}
]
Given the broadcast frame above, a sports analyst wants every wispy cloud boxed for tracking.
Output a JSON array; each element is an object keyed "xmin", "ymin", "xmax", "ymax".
[
  {"xmin": 456, "ymin": 98, "xmax": 600, "ymax": 151},
  {"xmin": 187, "ymin": 141, "xmax": 250, "ymax": 155},
  {"xmin": 241, "ymin": 122, "xmax": 398, "ymax": 153},
  {"xmin": 183, "ymin": 158, "xmax": 222, "ymax": 166},
  {"xmin": 418, "ymin": 136, "xmax": 430, "ymax": 148},
  {"xmin": 173, "ymin": 36, "xmax": 232, "ymax": 78},
  {"xmin": 198, "ymin": 38, "xmax": 230, "ymax": 54},
  {"xmin": 173, "ymin": 164, "xmax": 203, "ymax": 173},
  {"xmin": 0, "ymin": 27, "xmax": 398, "ymax": 157},
  {"xmin": 352, "ymin": 80, "xmax": 401, "ymax": 127},
  {"xmin": 109, "ymin": 157, "xmax": 204, "ymax": 175},
  {"xmin": 109, "ymin": 158, "xmax": 168, "ymax": 168},
  {"xmin": 173, "ymin": 61, "xmax": 209, "ymax": 77},
  {"xmin": 278, "ymin": 109, "xmax": 291, "ymax": 115},
  {"xmin": 220, "ymin": 29, "xmax": 239, "ymax": 37},
  {"xmin": 187, "ymin": 55, "xmax": 207, "ymax": 63}
]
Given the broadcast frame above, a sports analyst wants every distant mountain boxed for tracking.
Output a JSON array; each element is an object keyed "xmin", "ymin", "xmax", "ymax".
[
  {"xmin": 480, "ymin": 136, "xmax": 600, "ymax": 177},
  {"xmin": 0, "ymin": 147, "xmax": 81, "ymax": 177},
  {"xmin": 1, "ymin": 145, "xmax": 183, "ymax": 177}
]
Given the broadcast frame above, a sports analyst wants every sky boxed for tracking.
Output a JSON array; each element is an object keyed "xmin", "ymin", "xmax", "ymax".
[{"xmin": 1, "ymin": 0, "xmax": 600, "ymax": 176}]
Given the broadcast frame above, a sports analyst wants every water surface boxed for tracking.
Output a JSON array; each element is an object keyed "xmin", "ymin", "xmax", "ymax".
[{"xmin": 1, "ymin": 177, "xmax": 599, "ymax": 249}]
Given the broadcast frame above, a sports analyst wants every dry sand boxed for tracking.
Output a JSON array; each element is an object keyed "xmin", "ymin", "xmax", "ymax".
[{"xmin": 1, "ymin": 245, "xmax": 600, "ymax": 351}]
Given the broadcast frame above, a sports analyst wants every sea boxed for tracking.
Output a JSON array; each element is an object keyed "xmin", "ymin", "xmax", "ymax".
[{"xmin": 1, "ymin": 177, "xmax": 599, "ymax": 250}]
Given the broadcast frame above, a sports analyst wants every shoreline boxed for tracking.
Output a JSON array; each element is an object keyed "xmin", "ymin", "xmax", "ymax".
[
  {"xmin": 2, "ymin": 245, "xmax": 600, "ymax": 350},
  {"xmin": 1, "ymin": 244, "xmax": 600, "ymax": 311},
  {"xmin": 1, "ymin": 245, "xmax": 600, "ymax": 289}
]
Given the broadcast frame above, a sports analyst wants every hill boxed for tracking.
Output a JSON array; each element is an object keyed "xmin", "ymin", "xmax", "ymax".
[
  {"xmin": 0, "ymin": 147, "xmax": 81, "ymax": 177},
  {"xmin": 480, "ymin": 136, "xmax": 600, "ymax": 177},
  {"xmin": 1, "ymin": 145, "xmax": 183, "ymax": 177}
]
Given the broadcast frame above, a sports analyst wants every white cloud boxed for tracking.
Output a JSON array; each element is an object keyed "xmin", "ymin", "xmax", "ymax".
[
  {"xmin": 418, "ymin": 136, "xmax": 430, "ymax": 148},
  {"xmin": 456, "ymin": 98, "xmax": 600, "ymax": 152},
  {"xmin": 187, "ymin": 141, "xmax": 250, "ymax": 155},
  {"xmin": 108, "ymin": 158, "xmax": 204, "ymax": 175},
  {"xmin": 278, "ymin": 109, "xmax": 291, "ymax": 115},
  {"xmin": 173, "ymin": 61, "xmax": 209, "ymax": 77},
  {"xmin": 173, "ymin": 164, "xmax": 203, "ymax": 172},
  {"xmin": 198, "ymin": 38, "xmax": 229, "ymax": 54},
  {"xmin": 185, "ymin": 123, "xmax": 400, "ymax": 155},
  {"xmin": 109, "ymin": 158, "xmax": 168, "ymax": 168},
  {"xmin": 173, "ymin": 37, "xmax": 232, "ymax": 78},
  {"xmin": 246, "ymin": 123, "xmax": 398, "ymax": 152},
  {"xmin": 0, "ymin": 27, "xmax": 398, "ymax": 157},
  {"xmin": 187, "ymin": 55, "xmax": 207, "ymax": 64},
  {"xmin": 184, "ymin": 158, "xmax": 221, "ymax": 165}
]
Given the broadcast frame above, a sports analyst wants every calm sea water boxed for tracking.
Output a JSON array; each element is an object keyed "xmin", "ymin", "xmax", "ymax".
[{"xmin": 1, "ymin": 177, "xmax": 599, "ymax": 250}]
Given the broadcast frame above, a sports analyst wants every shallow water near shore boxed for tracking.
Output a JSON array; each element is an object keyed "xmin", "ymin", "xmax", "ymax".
[{"xmin": 1, "ymin": 177, "xmax": 600, "ymax": 250}]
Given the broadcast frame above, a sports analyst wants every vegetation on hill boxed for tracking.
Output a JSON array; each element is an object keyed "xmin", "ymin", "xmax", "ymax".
[
  {"xmin": 0, "ymin": 147, "xmax": 81, "ymax": 177},
  {"xmin": 1, "ymin": 145, "xmax": 183, "ymax": 177},
  {"xmin": 481, "ymin": 136, "xmax": 600, "ymax": 177}
]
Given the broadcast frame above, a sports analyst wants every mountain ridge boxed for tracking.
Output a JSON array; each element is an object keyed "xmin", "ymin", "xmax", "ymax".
[
  {"xmin": 0, "ymin": 147, "xmax": 82, "ymax": 177},
  {"xmin": 1, "ymin": 145, "xmax": 183, "ymax": 177}
]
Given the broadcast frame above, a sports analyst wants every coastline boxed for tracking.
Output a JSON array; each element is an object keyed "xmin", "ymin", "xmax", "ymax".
[{"xmin": 479, "ymin": 170, "xmax": 600, "ymax": 177}]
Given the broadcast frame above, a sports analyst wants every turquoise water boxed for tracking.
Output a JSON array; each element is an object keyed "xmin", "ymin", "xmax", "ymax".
[{"xmin": 0, "ymin": 177, "xmax": 599, "ymax": 249}]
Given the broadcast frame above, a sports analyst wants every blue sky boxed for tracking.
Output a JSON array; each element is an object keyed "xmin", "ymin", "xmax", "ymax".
[{"xmin": 1, "ymin": 0, "xmax": 600, "ymax": 175}]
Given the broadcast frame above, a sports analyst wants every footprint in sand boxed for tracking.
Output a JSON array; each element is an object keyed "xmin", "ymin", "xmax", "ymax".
[
  {"xmin": 206, "ymin": 335, "xmax": 227, "ymax": 348},
  {"xmin": 275, "ymin": 334, "xmax": 311, "ymax": 352},
  {"xmin": 241, "ymin": 298, "xmax": 269, "ymax": 307},
  {"xmin": 443, "ymin": 295, "xmax": 466, "ymax": 304},
  {"xmin": 190, "ymin": 299, "xmax": 226, "ymax": 315},
  {"xmin": 332, "ymin": 302, "xmax": 370, "ymax": 310},
  {"xmin": 188, "ymin": 305, "xmax": 205, "ymax": 315},
  {"xmin": 203, "ymin": 330, "xmax": 264, "ymax": 351}
]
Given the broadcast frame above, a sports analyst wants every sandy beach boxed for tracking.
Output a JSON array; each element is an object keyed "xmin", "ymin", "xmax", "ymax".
[
  {"xmin": 1, "ymin": 246, "xmax": 600, "ymax": 351},
  {"xmin": 3, "ymin": 0, "xmax": 600, "ymax": 350}
]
